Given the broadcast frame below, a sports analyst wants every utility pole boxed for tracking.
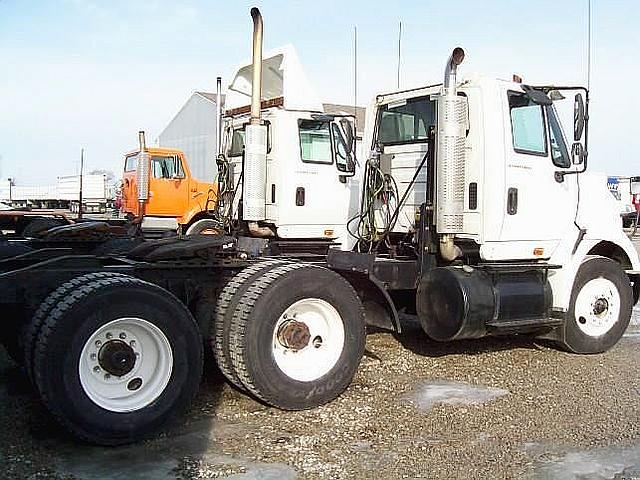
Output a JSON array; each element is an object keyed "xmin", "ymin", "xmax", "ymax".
[{"xmin": 78, "ymin": 148, "xmax": 84, "ymax": 219}]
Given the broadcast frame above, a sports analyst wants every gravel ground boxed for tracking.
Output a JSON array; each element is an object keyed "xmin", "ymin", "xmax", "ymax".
[{"xmin": 2, "ymin": 236, "xmax": 640, "ymax": 480}]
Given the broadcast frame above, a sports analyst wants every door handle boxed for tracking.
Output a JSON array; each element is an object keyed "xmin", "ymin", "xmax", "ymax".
[{"xmin": 507, "ymin": 188, "xmax": 518, "ymax": 215}]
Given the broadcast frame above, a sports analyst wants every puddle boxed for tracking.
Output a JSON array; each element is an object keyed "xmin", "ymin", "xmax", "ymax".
[
  {"xmin": 526, "ymin": 442, "xmax": 640, "ymax": 479},
  {"xmin": 52, "ymin": 419, "xmax": 297, "ymax": 479},
  {"xmin": 402, "ymin": 380, "xmax": 508, "ymax": 411}
]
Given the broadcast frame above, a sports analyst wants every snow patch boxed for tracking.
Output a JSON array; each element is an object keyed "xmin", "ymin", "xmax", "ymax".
[{"xmin": 402, "ymin": 380, "xmax": 508, "ymax": 411}]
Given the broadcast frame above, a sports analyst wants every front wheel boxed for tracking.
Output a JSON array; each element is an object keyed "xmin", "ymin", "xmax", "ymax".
[
  {"xmin": 562, "ymin": 256, "xmax": 633, "ymax": 354},
  {"xmin": 32, "ymin": 273, "xmax": 203, "ymax": 445}
]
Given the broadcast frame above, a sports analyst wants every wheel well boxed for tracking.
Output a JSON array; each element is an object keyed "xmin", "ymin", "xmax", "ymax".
[
  {"xmin": 183, "ymin": 211, "xmax": 215, "ymax": 230},
  {"xmin": 587, "ymin": 241, "xmax": 632, "ymax": 269},
  {"xmin": 338, "ymin": 272, "xmax": 401, "ymax": 332}
]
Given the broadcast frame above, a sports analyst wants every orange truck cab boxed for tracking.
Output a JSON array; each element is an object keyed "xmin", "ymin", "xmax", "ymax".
[{"xmin": 121, "ymin": 147, "xmax": 218, "ymax": 235}]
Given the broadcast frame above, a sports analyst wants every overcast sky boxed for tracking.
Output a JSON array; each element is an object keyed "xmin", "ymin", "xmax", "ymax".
[{"xmin": 1, "ymin": 0, "xmax": 638, "ymax": 184}]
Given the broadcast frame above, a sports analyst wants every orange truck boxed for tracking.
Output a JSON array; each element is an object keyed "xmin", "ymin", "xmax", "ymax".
[{"xmin": 120, "ymin": 133, "xmax": 218, "ymax": 235}]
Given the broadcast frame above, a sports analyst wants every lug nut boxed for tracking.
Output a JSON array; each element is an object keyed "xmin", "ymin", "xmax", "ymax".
[
  {"xmin": 90, "ymin": 353, "xmax": 97, "ymax": 360},
  {"xmin": 104, "ymin": 373, "xmax": 111, "ymax": 380},
  {"xmin": 93, "ymin": 366, "xmax": 101, "ymax": 372},
  {"xmin": 119, "ymin": 332, "xmax": 127, "ymax": 340},
  {"xmin": 106, "ymin": 332, "xmax": 113, "ymax": 340},
  {"xmin": 95, "ymin": 340, "xmax": 102, "ymax": 347},
  {"xmin": 129, "ymin": 340, "xmax": 136, "ymax": 347}
]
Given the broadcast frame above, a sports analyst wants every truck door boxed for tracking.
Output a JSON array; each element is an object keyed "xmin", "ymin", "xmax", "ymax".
[
  {"xmin": 146, "ymin": 154, "xmax": 189, "ymax": 216},
  {"xmin": 122, "ymin": 154, "xmax": 139, "ymax": 216},
  {"xmin": 277, "ymin": 117, "xmax": 357, "ymax": 243},
  {"xmin": 497, "ymin": 89, "xmax": 578, "ymax": 259}
]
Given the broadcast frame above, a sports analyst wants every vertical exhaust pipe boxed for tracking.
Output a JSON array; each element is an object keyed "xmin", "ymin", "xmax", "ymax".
[
  {"xmin": 250, "ymin": 7, "xmax": 263, "ymax": 126},
  {"xmin": 243, "ymin": 7, "xmax": 273, "ymax": 236},
  {"xmin": 436, "ymin": 47, "xmax": 467, "ymax": 261},
  {"xmin": 216, "ymin": 76, "xmax": 223, "ymax": 156},
  {"xmin": 137, "ymin": 130, "xmax": 150, "ymax": 219}
]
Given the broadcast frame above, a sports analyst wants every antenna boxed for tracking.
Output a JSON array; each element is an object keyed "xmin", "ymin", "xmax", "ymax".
[
  {"xmin": 353, "ymin": 25, "xmax": 358, "ymax": 121},
  {"xmin": 397, "ymin": 21, "xmax": 402, "ymax": 89},
  {"xmin": 587, "ymin": 0, "xmax": 592, "ymax": 90}
]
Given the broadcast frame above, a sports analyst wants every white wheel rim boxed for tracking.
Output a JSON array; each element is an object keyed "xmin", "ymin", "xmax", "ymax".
[
  {"xmin": 272, "ymin": 298, "xmax": 345, "ymax": 382},
  {"xmin": 574, "ymin": 278, "xmax": 621, "ymax": 337},
  {"xmin": 79, "ymin": 317, "xmax": 173, "ymax": 412}
]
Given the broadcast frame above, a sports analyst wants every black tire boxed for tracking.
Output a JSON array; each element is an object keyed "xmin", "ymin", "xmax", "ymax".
[
  {"xmin": 228, "ymin": 263, "xmax": 365, "ymax": 410},
  {"xmin": 92, "ymin": 237, "xmax": 142, "ymax": 256},
  {"xmin": 186, "ymin": 219, "xmax": 220, "ymax": 236},
  {"xmin": 24, "ymin": 272, "xmax": 129, "ymax": 385},
  {"xmin": 33, "ymin": 273, "xmax": 203, "ymax": 445},
  {"xmin": 562, "ymin": 255, "xmax": 633, "ymax": 354},
  {"xmin": 212, "ymin": 259, "xmax": 289, "ymax": 390},
  {"xmin": 22, "ymin": 217, "xmax": 65, "ymax": 238}
]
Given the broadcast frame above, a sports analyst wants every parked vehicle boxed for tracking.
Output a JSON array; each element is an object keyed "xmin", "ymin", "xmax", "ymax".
[{"xmin": 0, "ymin": 8, "xmax": 638, "ymax": 446}]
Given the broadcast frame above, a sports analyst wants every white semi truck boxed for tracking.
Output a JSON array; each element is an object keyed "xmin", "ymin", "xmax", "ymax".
[{"xmin": 0, "ymin": 8, "xmax": 637, "ymax": 445}]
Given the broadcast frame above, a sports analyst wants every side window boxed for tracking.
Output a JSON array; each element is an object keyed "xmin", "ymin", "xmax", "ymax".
[
  {"xmin": 508, "ymin": 92, "xmax": 547, "ymax": 156},
  {"xmin": 299, "ymin": 120, "xmax": 332, "ymax": 164},
  {"xmin": 378, "ymin": 97, "xmax": 435, "ymax": 145},
  {"xmin": 124, "ymin": 154, "xmax": 137, "ymax": 172},
  {"xmin": 227, "ymin": 122, "xmax": 272, "ymax": 157},
  {"xmin": 546, "ymin": 106, "xmax": 571, "ymax": 168},
  {"xmin": 228, "ymin": 129, "xmax": 245, "ymax": 157}
]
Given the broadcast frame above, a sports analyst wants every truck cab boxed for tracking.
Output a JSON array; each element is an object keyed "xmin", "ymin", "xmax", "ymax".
[
  {"xmin": 121, "ymin": 147, "xmax": 217, "ymax": 234},
  {"xmin": 218, "ymin": 46, "xmax": 360, "ymax": 250}
]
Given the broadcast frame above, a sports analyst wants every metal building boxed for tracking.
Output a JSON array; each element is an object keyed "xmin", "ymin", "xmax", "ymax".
[{"xmin": 157, "ymin": 92, "xmax": 224, "ymax": 183}]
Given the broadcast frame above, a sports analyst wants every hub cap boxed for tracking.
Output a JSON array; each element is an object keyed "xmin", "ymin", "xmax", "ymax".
[
  {"xmin": 79, "ymin": 317, "xmax": 173, "ymax": 412},
  {"xmin": 272, "ymin": 298, "xmax": 345, "ymax": 382},
  {"xmin": 574, "ymin": 278, "xmax": 621, "ymax": 337}
]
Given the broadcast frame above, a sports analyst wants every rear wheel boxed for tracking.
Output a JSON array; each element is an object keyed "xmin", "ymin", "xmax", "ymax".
[
  {"xmin": 33, "ymin": 273, "xmax": 202, "ymax": 445},
  {"xmin": 228, "ymin": 263, "xmax": 365, "ymax": 410},
  {"xmin": 562, "ymin": 256, "xmax": 632, "ymax": 353},
  {"xmin": 212, "ymin": 259, "xmax": 288, "ymax": 390}
]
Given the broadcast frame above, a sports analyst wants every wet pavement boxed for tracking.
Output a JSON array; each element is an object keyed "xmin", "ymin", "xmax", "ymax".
[{"xmin": 2, "ymin": 243, "xmax": 640, "ymax": 478}]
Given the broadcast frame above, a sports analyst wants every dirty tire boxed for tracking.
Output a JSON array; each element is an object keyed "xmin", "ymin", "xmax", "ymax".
[
  {"xmin": 24, "ymin": 272, "xmax": 128, "ymax": 385},
  {"xmin": 186, "ymin": 219, "xmax": 221, "ymax": 236},
  {"xmin": 228, "ymin": 263, "xmax": 365, "ymax": 410},
  {"xmin": 22, "ymin": 217, "xmax": 65, "ymax": 238},
  {"xmin": 562, "ymin": 255, "xmax": 633, "ymax": 354},
  {"xmin": 33, "ymin": 273, "xmax": 203, "ymax": 445},
  {"xmin": 212, "ymin": 259, "xmax": 289, "ymax": 390}
]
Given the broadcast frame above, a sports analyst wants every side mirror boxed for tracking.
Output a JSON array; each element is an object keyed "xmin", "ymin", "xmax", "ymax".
[
  {"xmin": 574, "ymin": 93, "xmax": 585, "ymax": 141},
  {"xmin": 340, "ymin": 118, "xmax": 355, "ymax": 154},
  {"xmin": 571, "ymin": 142, "xmax": 585, "ymax": 165}
]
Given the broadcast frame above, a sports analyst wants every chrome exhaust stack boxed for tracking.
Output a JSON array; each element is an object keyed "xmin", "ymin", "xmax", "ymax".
[
  {"xmin": 436, "ymin": 47, "xmax": 467, "ymax": 260},
  {"xmin": 136, "ymin": 130, "xmax": 150, "ymax": 218},
  {"xmin": 242, "ymin": 7, "xmax": 272, "ymax": 236},
  {"xmin": 216, "ymin": 76, "xmax": 223, "ymax": 156}
]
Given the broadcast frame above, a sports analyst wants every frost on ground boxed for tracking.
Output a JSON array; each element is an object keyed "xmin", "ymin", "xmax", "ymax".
[
  {"xmin": 525, "ymin": 442, "xmax": 640, "ymax": 480},
  {"xmin": 401, "ymin": 379, "xmax": 508, "ymax": 411}
]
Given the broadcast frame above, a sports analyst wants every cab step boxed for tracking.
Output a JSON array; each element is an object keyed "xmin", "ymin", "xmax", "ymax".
[{"xmin": 486, "ymin": 317, "xmax": 563, "ymax": 333}]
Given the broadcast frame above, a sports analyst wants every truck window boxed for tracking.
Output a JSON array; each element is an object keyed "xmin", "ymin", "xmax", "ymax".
[
  {"xmin": 377, "ymin": 97, "xmax": 435, "ymax": 145},
  {"xmin": 299, "ymin": 120, "xmax": 332, "ymax": 164},
  {"xmin": 227, "ymin": 122, "xmax": 272, "ymax": 157},
  {"xmin": 228, "ymin": 129, "xmax": 245, "ymax": 157},
  {"xmin": 546, "ymin": 106, "xmax": 570, "ymax": 168},
  {"xmin": 151, "ymin": 156, "xmax": 184, "ymax": 179},
  {"xmin": 508, "ymin": 92, "xmax": 547, "ymax": 156},
  {"xmin": 124, "ymin": 154, "xmax": 138, "ymax": 172}
]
